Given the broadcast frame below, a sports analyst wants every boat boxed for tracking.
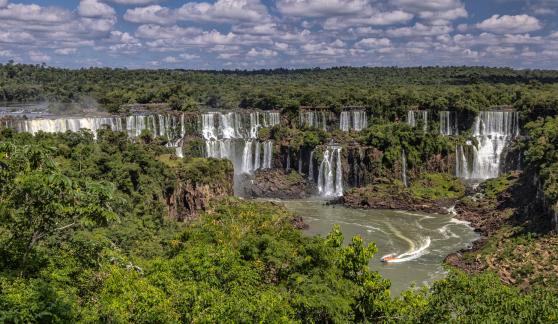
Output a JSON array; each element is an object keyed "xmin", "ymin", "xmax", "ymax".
[{"xmin": 381, "ymin": 254, "xmax": 398, "ymax": 263}]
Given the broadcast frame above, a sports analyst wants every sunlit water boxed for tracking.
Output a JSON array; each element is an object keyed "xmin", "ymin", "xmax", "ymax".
[{"xmin": 281, "ymin": 199, "xmax": 479, "ymax": 295}]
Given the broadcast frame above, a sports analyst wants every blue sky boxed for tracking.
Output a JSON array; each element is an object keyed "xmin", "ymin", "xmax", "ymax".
[{"xmin": 0, "ymin": 0, "xmax": 557, "ymax": 69}]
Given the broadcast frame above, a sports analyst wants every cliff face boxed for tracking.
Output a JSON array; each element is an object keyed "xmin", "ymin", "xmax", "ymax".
[{"xmin": 167, "ymin": 158, "xmax": 234, "ymax": 221}]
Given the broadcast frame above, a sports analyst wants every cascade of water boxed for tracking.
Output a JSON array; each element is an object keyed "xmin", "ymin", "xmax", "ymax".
[
  {"xmin": 353, "ymin": 111, "xmax": 368, "ymax": 131},
  {"xmin": 456, "ymin": 111, "xmax": 519, "ymax": 180},
  {"xmin": 401, "ymin": 149, "xmax": 409, "ymax": 188},
  {"xmin": 300, "ymin": 111, "xmax": 327, "ymax": 131},
  {"xmin": 340, "ymin": 112, "xmax": 350, "ymax": 132},
  {"xmin": 201, "ymin": 111, "xmax": 277, "ymax": 175},
  {"xmin": 317, "ymin": 146, "xmax": 343, "ymax": 197},
  {"xmin": 339, "ymin": 111, "xmax": 368, "ymax": 131},
  {"xmin": 266, "ymin": 112, "xmax": 280, "ymax": 127},
  {"xmin": 262, "ymin": 141, "xmax": 273, "ymax": 169},
  {"xmin": 254, "ymin": 141, "xmax": 261, "ymax": 170},
  {"xmin": 407, "ymin": 110, "xmax": 428, "ymax": 132},
  {"xmin": 439, "ymin": 111, "xmax": 458, "ymax": 136}
]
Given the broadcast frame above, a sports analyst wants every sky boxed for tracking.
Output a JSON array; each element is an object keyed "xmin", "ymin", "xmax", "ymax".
[{"xmin": 0, "ymin": 0, "xmax": 558, "ymax": 70}]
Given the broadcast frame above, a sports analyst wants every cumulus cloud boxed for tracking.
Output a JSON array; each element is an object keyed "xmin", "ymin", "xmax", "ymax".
[
  {"xmin": 387, "ymin": 23, "xmax": 453, "ymax": 37},
  {"xmin": 125, "ymin": 0, "xmax": 271, "ymax": 25},
  {"xmin": 354, "ymin": 37, "xmax": 392, "ymax": 48},
  {"xmin": 323, "ymin": 10, "xmax": 413, "ymax": 30},
  {"xmin": 78, "ymin": 0, "xmax": 116, "ymax": 18},
  {"xmin": 0, "ymin": 3, "xmax": 72, "ymax": 23},
  {"xmin": 109, "ymin": 0, "xmax": 162, "ymax": 4},
  {"xmin": 277, "ymin": 0, "xmax": 368, "ymax": 17},
  {"xmin": 28, "ymin": 50, "xmax": 50, "ymax": 62},
  {"xmin": 391, "ymin": 0, "xmax": 467, "ymax": 24},
  {"xmin": 247, "ymin": 48, "xmax": 277, "ymax": 57},
  {"xmin": 0, "ymin": 0, "xmax": 7, "ymax": 8},
  {"xmin": 476, "ymin": 15, "xmax": 542, "ymax": 34},
  {"xmin": 55, "ymin": 48, "xmax": 77, "ymax": 55}
]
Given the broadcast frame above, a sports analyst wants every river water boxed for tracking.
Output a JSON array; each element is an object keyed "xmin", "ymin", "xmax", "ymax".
[{"xmin": 281, "ymin": 200, "xmax": 478, "ymax": 295}]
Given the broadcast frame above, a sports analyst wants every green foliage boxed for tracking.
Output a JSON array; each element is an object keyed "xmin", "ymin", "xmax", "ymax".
[
  {"xmin": 4, "ymin": 65, "xmax": 557, "ymax": 119},
  {"xmin": 523, "ymin": 116, "xmax": 558, "ymax": 203},
  {"xmin": 480, "ymin": 173, "xmax": 515, "ymax": 200},
  {"xmin": 420, "ymin": 271, "xmax": 558, "ymax": 323},
  {"xmin": 362, "ymin": 122, "xmax": 454, "ymax": 170},
  {"xmin": 410, "ymin": 173, "xmax": 465, "ymax": 200},
  {"xmin": 177, "ymin": 157, "xmax": 233, "ymax": 184}
]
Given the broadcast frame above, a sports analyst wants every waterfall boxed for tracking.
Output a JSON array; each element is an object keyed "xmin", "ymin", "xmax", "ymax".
[
  {"xmin": 317, "ymin": 146, "xmax": 343, "ymax": 197},
  {"xmin": 439, "ymin": 111, "xmax": 458, "ymax": 136},
  {"xmin": 407, "ymin": 110, "xmax": 428, "ymax": 132},
  {"xmin": 456, "ymin": 111, "xmax": 519, "ymax": 180},
  {"xmin": 340, "ymin": 112, "xmax": 350, "ymax": 132},
  {"xmin": 340, "ymin": 111, "xmax": 368, "ymax": 131},
  {"xmin": 8, "ymin": 113, "xmax": 189, "ymax": 155},
  {"xmin": 401, "ymin": 149, "xmax": 409, "ymax": 188},
  {"xmin": 201, "ymin": 111, "xmax": 277, "ymax": 175},
  {"xmin": 300, "ymin": 111, "xmax": 327, "ymax": 131},
  {"xmin": 262, "ymin": 141, "xmax": 273, "ymax": 169}
]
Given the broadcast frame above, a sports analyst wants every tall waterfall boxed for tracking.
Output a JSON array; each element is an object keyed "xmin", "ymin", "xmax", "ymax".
[
  {"xmin": 300, "ymin": 111, "xmax": 327, "ymax": 131},
  {"xmin": 317, "ymin": 146, "xmax": 343, "ymax": 197},
  {"xmin": 340, "ymin": 111, "xmax": 368, "ymax": 131},
  {"xmin": 401, "ymin": 150, "xmax": 409, "ymax": 188},
  {"xmin": 407, "ymin": 110, "xmax": 428, "ymax": 132},
  {"xmin": 455, "ymin": 111, "xmax": 519, "ymax": 180},
  {"xmin": 202, "ymin": 111, "xmax": 279, "ymax": 175},
  {"xmin": 439, "ymin": 111, "xmax": 458, "ymax": 136}
]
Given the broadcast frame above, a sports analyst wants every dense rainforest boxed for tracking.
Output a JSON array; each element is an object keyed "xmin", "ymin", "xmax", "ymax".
[
  {"xmin": 1, "ymin": 65, "xmax": 558, "ymax": 322},
  {"xmin": 1, "ymin": 64, "xmax": 558, "ymax": 121}
]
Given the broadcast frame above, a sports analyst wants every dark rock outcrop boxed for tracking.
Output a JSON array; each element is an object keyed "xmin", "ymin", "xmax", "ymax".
[
  {"xmin": 245, "ymin": 169, "xmax": 316, "ymax": 199},
  {"xmin": 167, "ymin": 158, "xmax": 234, "ymax": 221}
]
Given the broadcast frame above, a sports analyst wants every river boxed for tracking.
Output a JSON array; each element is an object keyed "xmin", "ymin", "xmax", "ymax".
[{"xmin": 281, "ymin": 200, "xmax": 479, "ymax": 295}]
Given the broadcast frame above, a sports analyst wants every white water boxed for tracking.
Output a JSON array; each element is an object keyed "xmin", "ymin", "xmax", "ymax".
[
  {"xmin": 381, "ymin": 237, "xmax": 432, "ymax": 263},
  {"xmin": 401, "ymin": 150, "xmax": 409, "ymax": 188},
  {"xmin": 340, "ymin": 111, "xmax": 368, "ymax": 131},
  {"xmin": 317, "ymin": 146, "xmax": 343, "ymax": 197},
  {"xmin": 202, "ymin": 111, "xmax": 279, "ymax": 175},
  {"xmin": 456, "ymin": 111, "xmax": 519, "ymax": 180},
  {"xmin": 439, "ymin": 111, "xmax": 458, "ymax": 136},
  {"xmin": 6, "ymin": 113, "xmax": 189, "ymax": 154},
  {"xmin": 407, "ymin": 110, "xmax": 428, "ymax": 132},
  {"xmin": 300, "ymin": 111, "xmax": 327, "ymax": 131}
]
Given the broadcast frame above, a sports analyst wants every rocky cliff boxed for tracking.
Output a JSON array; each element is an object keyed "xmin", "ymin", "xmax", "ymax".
[{"xmin": 167, "ymin": 158, "xmax": 234, "ymax": 221}]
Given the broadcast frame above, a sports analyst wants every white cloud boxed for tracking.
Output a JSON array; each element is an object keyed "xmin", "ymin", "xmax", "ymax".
[
  {"xmin": 391, "ymin": 0, "xmax": 467, "ymax": 24},
  {"xmin": 162, "ymin": 56, "xmax": 179, "ymax": 63},
  {"xmin": 0, "ymin": 3, "xmax": 72, "ymax": 23},
  {"xmin": 247, "ymin": 48, "xmax": 277, "ymax": 57},
  {"xmin": 179, "ymin": 53, "xmax": 199, "ymax": 60},
  {"xmin": 55, "ymin": 48, "xmax": 77, "ymax": 55},
  {"xmin": 354, "ymin": 37, "xmax": 391, "ymax": 48},
  {"xmin": 387, "ymin": 23, "xmax": 453, "ymax": 37},
  {"xmin": 28, "ymin": 50, "xmax": 50, "ymax": 62},
  {"xmin": 323, "ymin": 10, "xmax": 413, "ymax": 30},
  {"xmin": 277, "ymin": 0, "xmax": 368, "ymax": 17},
  {"xmin": 109, "ymin": 0, "xmax": 162, "ymax": 4},
  {"xmin": 78, "ymin": 0, "xmax": 116, "ymax": 18},
  {"xmin": 476, "ymin": 15, "xmax": 542, "ymax": 34},
  {"xmin": 125, "ymin": 0, "xmax": 271, "ymax": 25},
  {"xmin": 0, "ymin": 0, "xmax": 7, "ymax": 8},
  {"xmin": 0, "ymin": 49, "xmax": 15, "ymax": 57}
]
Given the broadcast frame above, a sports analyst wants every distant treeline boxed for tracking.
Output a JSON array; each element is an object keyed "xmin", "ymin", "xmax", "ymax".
[{"xmin": 1, "ymin": 64, "xmax": 558, "ymax": 120}]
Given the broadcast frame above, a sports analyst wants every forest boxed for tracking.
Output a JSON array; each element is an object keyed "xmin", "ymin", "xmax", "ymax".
[
  {"xmin": 1, "ymin": 129, "xmax": 557, "ymax": 322},
  {"xmin": 1, "ymin": 64, "xmax": 558, "ymax": 121},
  {"xmin": 1, "ymin": 65, "xmax": 558, "ymax": 322}
]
